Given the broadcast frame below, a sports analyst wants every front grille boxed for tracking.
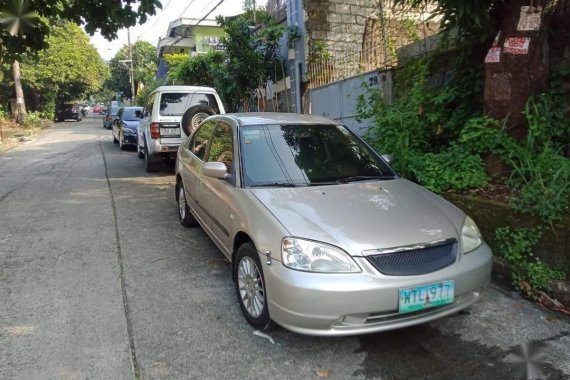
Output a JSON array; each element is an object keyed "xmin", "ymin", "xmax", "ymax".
[{"xmin": 366, "ymin": 240, "xmax": 457, "ymax": 276}]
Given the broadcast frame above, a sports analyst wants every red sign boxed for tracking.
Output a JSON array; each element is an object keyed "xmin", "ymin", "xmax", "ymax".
[{"xmin": 504, "ymin": 37, "xmax": 530, "ymax": 55}]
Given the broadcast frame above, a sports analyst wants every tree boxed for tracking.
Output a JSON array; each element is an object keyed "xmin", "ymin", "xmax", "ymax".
[
  {"xmin": 108, "ymin": 41, "xmax": 158, "ymax": 98},
  {"xmin": 395, "ymin": 0, "xmax": 563, "ymax": 140},
  {"xmin": 20, "ymin": 21, "xmax": 108, "ymax": 113},
  {"xmin": 0, "ymin": 0, "xmax": 162, "ymax": 59}
]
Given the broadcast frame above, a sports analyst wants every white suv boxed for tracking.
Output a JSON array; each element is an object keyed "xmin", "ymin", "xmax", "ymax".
[{"xmin": 138, "ymin": 85, "xmax": 225, "ymax": 172}]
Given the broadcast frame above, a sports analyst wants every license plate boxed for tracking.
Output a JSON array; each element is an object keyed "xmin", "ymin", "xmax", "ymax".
[
  {"xmin": 160, "ymin": 128, "xmax": 180, "ymax": 136},
  {"xmin": 398, "ymin": 280, "xmax": 454, "ymax": 314}
]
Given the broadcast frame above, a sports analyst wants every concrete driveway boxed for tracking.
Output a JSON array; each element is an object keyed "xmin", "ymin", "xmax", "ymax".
[{"xmin": 1, "ymin": 115, "xmax": 569, "ymax": 379}]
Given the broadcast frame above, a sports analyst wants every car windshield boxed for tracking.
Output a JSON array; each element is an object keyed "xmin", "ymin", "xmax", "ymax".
[
  {"xmin": 239, "ymin": 124, "xmax": 395, "ymax": 187},
  {"xmin": 159, "ymin": 93, "xmax": 219, "ymax": 116},
  {"xmin": 122, "ymin": 108, "xmax": 142, "ymax": 121}
]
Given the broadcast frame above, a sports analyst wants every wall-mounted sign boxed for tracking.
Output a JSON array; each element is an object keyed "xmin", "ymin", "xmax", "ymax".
[
  {"xmin": 504, "ymin": 37, "xmax": 530, "ymax": 55},
  {"xmin": 485, "ymin": 47, "xmax": 501, "ymax": 63},
  {"xmin": 517, "ymin": 6, "xmax": 542, "ymax": 31}
]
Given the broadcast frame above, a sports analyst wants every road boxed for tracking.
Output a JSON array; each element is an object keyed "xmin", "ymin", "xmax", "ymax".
[{"xmin": 1, "ymin": 114, "xmax": 569, "ymax": 380}]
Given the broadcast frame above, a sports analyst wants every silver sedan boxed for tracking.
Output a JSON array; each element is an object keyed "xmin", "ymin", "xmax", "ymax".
[{"xmin": 174, "ymin": 113, "xmax": 492, "ymax": 336}]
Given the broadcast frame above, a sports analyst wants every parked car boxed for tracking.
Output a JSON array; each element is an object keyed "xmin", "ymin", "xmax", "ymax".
[
  {"xmin": 56, "ymin": 103, "xmax": 82, "ymax": 122},
  {"xmin": 138, "ymin": 85, "xmax": 225, "ymax": 172},
  {"xmin": 103, "ymin": 105, "xmax": 120, "ymax": 129},
  {"xmin": 92, "ymin": 105, "xmax": 102, "ymax": 114},
  {"xmin": 174, "ymin": 113, "xmax": 492, "ymax": 336},
  {"xmin": 112, "ymin": 106, "xmax": 143, "ymax": 150}
]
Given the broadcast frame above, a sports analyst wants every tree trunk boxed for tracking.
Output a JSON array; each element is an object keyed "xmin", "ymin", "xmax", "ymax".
[
  {"xmin": 483, "ymin": 0, "xmax": 550, "ymax": 140},
  {"xmin": 12, "ymin": 60, "xmax": 27, "ymax": 124}
]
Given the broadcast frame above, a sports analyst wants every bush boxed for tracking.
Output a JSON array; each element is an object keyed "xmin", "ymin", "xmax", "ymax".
[
  {"xmin": 21, "ymin": 111, "xmax": 43, "ymax": 129},
  {"xmin": 495, "ymin": 226, "xmax": 566, "ymax": 298},
  {"xmin": 409, "ymin": 147, "xmax": 488, "ymax": 193}
]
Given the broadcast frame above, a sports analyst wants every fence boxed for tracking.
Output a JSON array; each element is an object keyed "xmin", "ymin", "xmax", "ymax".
[{"xmin": 307, "ymin": 42, "xmax": 386, "ymax": 89}]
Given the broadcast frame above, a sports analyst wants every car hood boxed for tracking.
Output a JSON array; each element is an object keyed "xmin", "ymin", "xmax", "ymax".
[{"xmin": 249, "ymin": 179, "xmax": 465, "ymax": 256}]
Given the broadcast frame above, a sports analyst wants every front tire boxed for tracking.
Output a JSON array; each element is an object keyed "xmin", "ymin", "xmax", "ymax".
[
  {"xmin": 234, "ymin": 243, "xmax": 275, "ymax": 331},
  {"xmin": 177, "ymin": 182, "xmax": 198, "ymax": 227}
]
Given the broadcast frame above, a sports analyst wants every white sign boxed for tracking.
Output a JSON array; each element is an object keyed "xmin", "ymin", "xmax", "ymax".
[
  {"xmin": 485, "ymin": 47, "xmax": 501, "ymax": 63},
  {"xmin": 504, "ymin": 37, "xmax": 530, "ymax": 55},
  {"xmin": 517, "ymin": 6, "xmax": 542, "ymax": 31}
]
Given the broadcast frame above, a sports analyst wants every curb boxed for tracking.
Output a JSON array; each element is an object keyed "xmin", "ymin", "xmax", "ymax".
[{"xmin": 492, "ymin": 256, "xmax": 570, "ymax": 308}]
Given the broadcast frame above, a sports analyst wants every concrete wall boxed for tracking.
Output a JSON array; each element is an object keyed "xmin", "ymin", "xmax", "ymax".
[{"xmin": 309, "ymin": 69, "xmax": 393, "ymax": 135}]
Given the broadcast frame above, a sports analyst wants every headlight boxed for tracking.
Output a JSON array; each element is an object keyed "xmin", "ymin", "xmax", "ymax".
[
  {"xmin": 281, "ymin": 237, "xmax": 361, "ymax": 273},
  {"xmin": 461, "ymin": 216, "xmax": 482, "ymax": 254}
]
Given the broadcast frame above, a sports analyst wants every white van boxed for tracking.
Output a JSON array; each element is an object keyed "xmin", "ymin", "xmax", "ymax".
[{"xmin": 138, "ymin": 85, "xmax": 225, "ymax": 172}]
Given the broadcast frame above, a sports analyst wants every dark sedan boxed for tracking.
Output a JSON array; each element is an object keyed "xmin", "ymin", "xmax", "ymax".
[
  {"xmin": 56, "ymin": 104, "xmax": 82, "ymax": 122},
  {"xmin": 112, "ymin": 106, "xmax": 143, "ymax": 150},
  {"xmin": 103, "ymin": 106, "xmax": 120, "ymax": 129}
]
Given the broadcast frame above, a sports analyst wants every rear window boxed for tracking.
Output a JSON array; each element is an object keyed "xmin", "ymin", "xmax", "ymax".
[
  {"xmin": 122, "ymin": 108, "xmax": 143, "ymax": 121},
  {"xmin": 108, "ymin": 106, "xmax": 119, "ymax": 116},
  {"xmin": 159, "ymin": 93, "xmax": 220, "ymax": 116}
]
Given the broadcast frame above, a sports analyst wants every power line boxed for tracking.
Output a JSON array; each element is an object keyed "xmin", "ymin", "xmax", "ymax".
[{"xmin": 136, "ymin": 0, "xmax": 173, "ymax": 42}]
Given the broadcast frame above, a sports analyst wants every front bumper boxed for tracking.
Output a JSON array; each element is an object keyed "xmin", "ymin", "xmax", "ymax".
[
  {"xmin": 264, "ymin": 243, "xmax": 492, "ymax": 336},
  {"xmin": 123, "ymin": 133, "xmax": 137, "ymax": 146}
]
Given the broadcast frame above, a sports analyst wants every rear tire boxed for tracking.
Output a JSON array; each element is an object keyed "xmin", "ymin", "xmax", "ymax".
[
  {"xmin": 176, "ymin": 181, "xmax": 198, "ymax": 227},
  {"xmin": 234, "ymin": 242, "xmax": 275, "ymax": 331},
  {"xmin": 144, "ymin": 140, "xmax": 161, "ymax": 172}
]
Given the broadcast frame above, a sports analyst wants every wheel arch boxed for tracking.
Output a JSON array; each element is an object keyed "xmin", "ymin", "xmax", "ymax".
[{"xmin": 232, "ymin": 232, "xmax": 254, "ymax": 281}]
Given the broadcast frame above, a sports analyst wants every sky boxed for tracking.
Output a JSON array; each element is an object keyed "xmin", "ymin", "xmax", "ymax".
[{"xmin": 90, "ymin": 0, "xmax": 268, "ymax": 61}]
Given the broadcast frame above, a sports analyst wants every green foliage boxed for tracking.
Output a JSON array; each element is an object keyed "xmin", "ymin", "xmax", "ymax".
[
  {"xmin": 169, "ymin": 14, "xmax": 287, "ymax": 111},
  {"xmin": 108, "ymin": 40, "xmax": 158, "ymax": 97},
  {"xmin": 410, "ymin": 147, "xmax": 488, "ymax": 193},
  {"xmin": 21, "ymin": 110, "xmax": 42, "ymax": 128},
  {"xmin": 173, "ymin": 51, "xmax": 225, "ymax": 88},
  {"xmin": 460, "ymin": 95, "xmax": 570, "ymax": 224},
  {"xmin": 163, "ymin": 53, "xmax": 188, "ymax": 73},
  {"xmin": 135, "ymin": 77, "xmax": 166, "ymax": 106},
  {"xmin": 358, "ymin": 52, "xmax": 487, "ymax": 189},
  {"xmin": 495, "ymin": 227, "xmax": 565, "ymax": 298},
  {"xmin": 507, "ymin": 143, "xmax": 569, "ymax": 224},
  {"xmin": 394, "ymin": 0, "xmax": 502, "ymax": 41},
  {"xmin": 19, "ymin": 21, "xmax": 108, "ymax": 111},
  {"xmin": 0, "ymin": 0, "xmax": 162, "ymax": 59},
  {"xmin": 0, "ymin": 105, "xmax": 8, "ymax": 118}
]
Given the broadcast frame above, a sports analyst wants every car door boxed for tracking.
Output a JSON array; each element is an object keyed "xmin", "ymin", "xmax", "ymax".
[
  {"xmin": 195, "ymin": 121, "xmax": 236, "ymax": 252},
  {"xmin": 179, "ymin": 121, "xmax": 217, "ymax": 214}
]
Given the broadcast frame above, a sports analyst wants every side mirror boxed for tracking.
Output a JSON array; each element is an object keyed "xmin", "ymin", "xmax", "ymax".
[
  {"xmin": 381, "ymin": 154, "xmax": 393, "ymax": 164},
  {"xmin": 203, "ymin": 161, "xmax": 228, "ymax": 179}
]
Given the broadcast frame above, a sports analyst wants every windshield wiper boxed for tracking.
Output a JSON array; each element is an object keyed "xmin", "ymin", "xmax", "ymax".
[
  {"xmin": 336, "ymin": 175, "xmax": 393, "ymax": 183},
  {"xmin": 251, "ymin": 182, "xmax": 303, "ymax": 188}
]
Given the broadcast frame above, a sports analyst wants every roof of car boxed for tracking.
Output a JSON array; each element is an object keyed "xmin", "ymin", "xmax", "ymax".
[
  {"xmin": 152, "ymin": 85, "xmax": 218, "ymax": 94},
  {"xmin": 222, "ymin": 112, "xmax": 339, "ymax": 126}
]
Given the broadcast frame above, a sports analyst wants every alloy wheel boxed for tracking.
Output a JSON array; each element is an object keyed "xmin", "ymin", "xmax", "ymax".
[{"xmin": 237, "ymin": 257, "xmax": 265, "ymax": 318}]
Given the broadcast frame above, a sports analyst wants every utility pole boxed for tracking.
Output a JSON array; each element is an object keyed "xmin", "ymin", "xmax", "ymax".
[{"xmin": 127, "ymin": 28, "xmax": 136, "ymax": 103}]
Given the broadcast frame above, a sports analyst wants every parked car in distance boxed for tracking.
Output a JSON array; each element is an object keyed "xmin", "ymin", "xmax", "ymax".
[
  {"xmin": 103, "ymin": 105, "xmax": 120, "ymax": 129},
  {"xmin": 174, "ymin": 112, "xmax": 492, "ymax": 336},
  {"xmin": 56, "ymin": 103, "xmax": 82, "ymax": 122},
  {"xmin": 112, "ymin": 106, "xmax": 143, "ymax": 150},
  {"xmin": 139, "ymin": 85, "xmax": 225, "ymax": 172},
  {"xmin": 92, "ymin": 105, "xmax": 102, "ymax": 114}
]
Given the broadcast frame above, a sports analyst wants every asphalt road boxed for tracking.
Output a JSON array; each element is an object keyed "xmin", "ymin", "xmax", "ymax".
[{"xmin": 1, "ymin": 115, "xmax": 569, "ymax": 380}]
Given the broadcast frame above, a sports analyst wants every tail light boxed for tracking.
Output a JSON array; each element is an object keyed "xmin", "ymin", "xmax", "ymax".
[{"xmin": 150, "ymin": 122, "xmax": 160, "ymax": 139}]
